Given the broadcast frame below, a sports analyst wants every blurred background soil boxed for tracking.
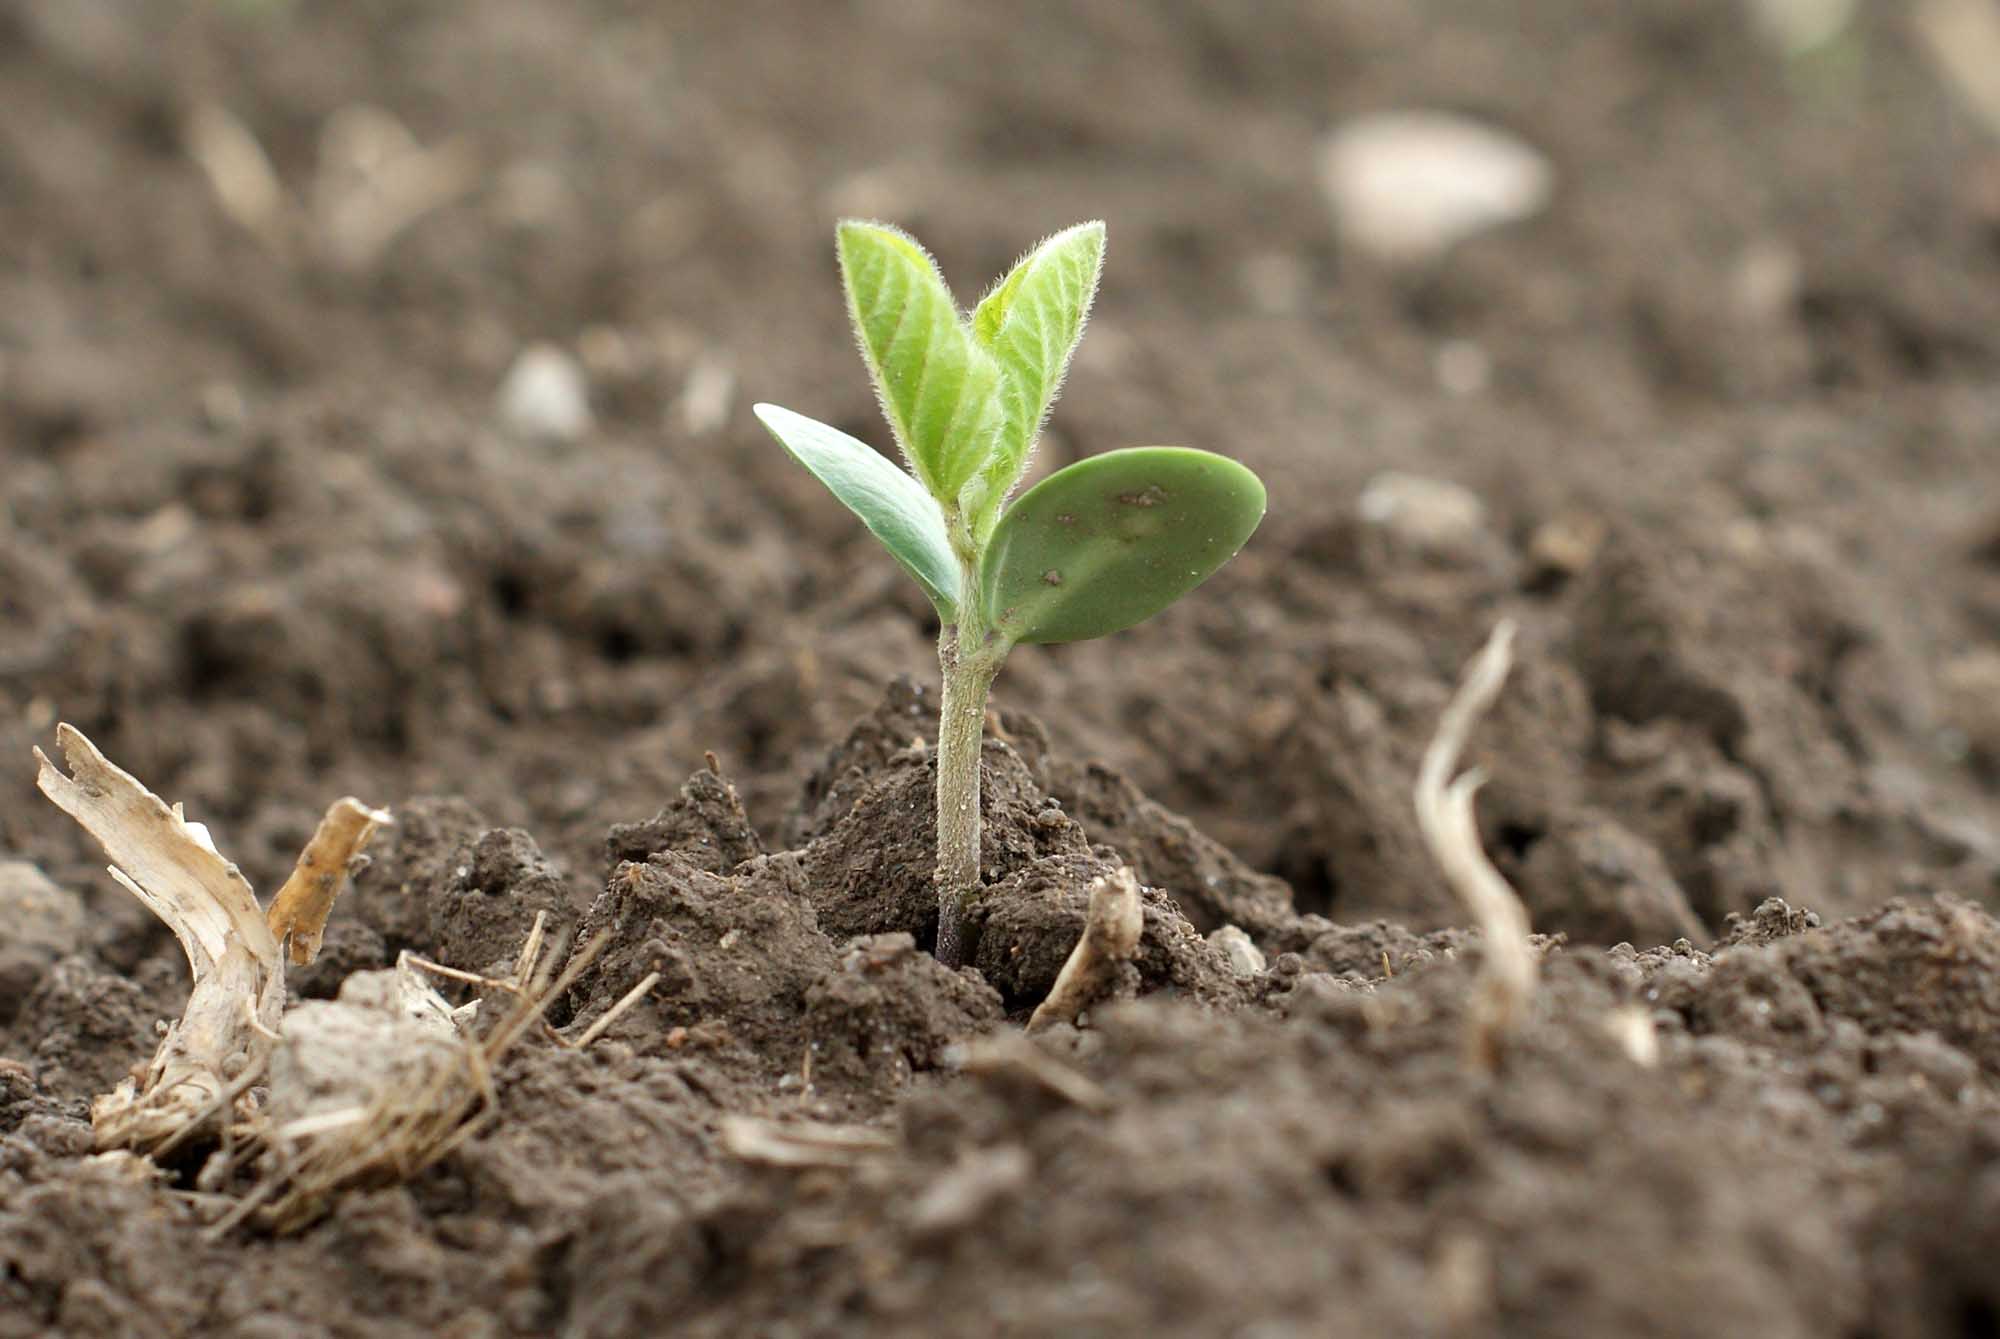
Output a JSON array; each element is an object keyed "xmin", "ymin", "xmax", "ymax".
[{"xmin": 6, "ymin": 2, "xmax": 2000, "ymax": 1335}]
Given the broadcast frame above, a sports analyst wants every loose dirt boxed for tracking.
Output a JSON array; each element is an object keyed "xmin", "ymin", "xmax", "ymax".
[{"xmin": 6, "ymin": 1, "xmax": 2000, "ymax": 1334}]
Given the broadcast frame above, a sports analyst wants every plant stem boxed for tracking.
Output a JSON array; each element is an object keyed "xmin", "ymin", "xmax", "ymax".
[{"xmin": 933, "ymin": 616, "xmax": 1000, "ymax": 969}]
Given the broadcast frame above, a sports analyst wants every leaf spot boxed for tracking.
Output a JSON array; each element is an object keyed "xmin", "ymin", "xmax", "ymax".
[
  {"xmin": 1116, "ymin": 485, "xmax": 1168, "ymax": 508},
  {"xmin": 1042, "ymin": 569, "xmax": 1063, "ymax": 587}
]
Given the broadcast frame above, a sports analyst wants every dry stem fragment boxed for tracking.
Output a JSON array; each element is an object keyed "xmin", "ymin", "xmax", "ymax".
[
  {"xmin": 720, "ymin": 1115, "xmax": 894, "ymax": 1169},
  {"xmin": 34, "ymin": 724, "xmax": 392, "ymax": 1158},
  {"xmin": 907, "ymin": 1145, "xmax": 1032, "ymax": 1234},
  {"xmin": 947, "ymin": 1034, "xmax": 1114, "ymax": 1113},
  {"xmin": 36, "ymin": 725, "xmax": 290, "ymax": 1151},
  {"xmin": 1028, "ymin": 866, "xmax": 1143, "ymax": 1033},
  {"xmin": 572, "ymin": 971, "xmax": 661, "ymax": 1050},
  {"xmin": 314, "ymin": 105, "xmax": 478, "ymax": 272},
  {"xmin": 404, "ymin": 913, "xmax": 655, "ymax": 1052},
  {"xmin": 183, "ymin": 102, "xmax": 289, "ymax": 247},
  {"xmin": 1413, "ymin": 620, "xmax": 1536, "ymax": 1070},
  {"xmin": 267, "ymin": 797, "xmax": 391, "ymax": 965},
  {"xmin": 242, "ymin": 935, "xmax": 601, "ymax": 1234},
  {"xmin": 32, "ymin": 726, "xmax": 653, "ymax": 1233}
]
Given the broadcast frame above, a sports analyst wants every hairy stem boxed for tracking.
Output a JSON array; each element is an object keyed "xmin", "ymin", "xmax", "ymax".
[{"xmin": 934, "ymin": 616, "xmax": 1001, "ymax": 969}]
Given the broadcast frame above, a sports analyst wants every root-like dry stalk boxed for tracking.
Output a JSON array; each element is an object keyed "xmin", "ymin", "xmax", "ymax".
[
  {"xmin": 33, "ymin": 725, "xmax": 652, "ymax": 1235},
  {"xmin": 36, "ymin": 725, "xmax": 393, "ymax": 1152},
  {"xmin": 313, "ymin": 105, "xmax": 479, "ymax": 272},
  {"xmin": 267, "ymin": 797, "xmax": 391, "ymax": 966},
  {"xmin": 947, "ymin": 1034, "xmax": 1114, "ymax": 1113},
  {"xmin": 572, "ymin": 971, "xmax": 661, "ymax": 1050},
  {"xmin": 183, "ymin": 103, "xmax": 289, "ymax": 247},
  {"xmin": 36, "ymin": 726, "xmax": 295, "ymax": 1150},
  {"xmin": 1028, "ymin": 866, "xmax": 1143, "ymax": 1033},
  {"xmin": 1413, "ymin": 620, "xmax": 1536, "ymax": 1070},
  {"xmin": 720, "ymin": 1116, "xmax": 894, "ymax": 1169}
]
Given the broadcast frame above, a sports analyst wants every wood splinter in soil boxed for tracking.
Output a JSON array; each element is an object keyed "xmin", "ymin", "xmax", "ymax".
[
  {"xmin": 1414, "ymin": 620, "xmax": 1538, "ymax": 1070},
  {"xmin": 946, "ymin": 1033, "xmax": 1114, "ymax": 1112},
  {"xmin": 267, "ymin": 796, "xmax": 389, "ymax": 966},
  {"xmin": 1027, "ymin": 865, "xmax": 1143, "ymax": 1033},
  {"xmin": 720, "ymin": 1115, "xmax": 894, "ymax": 1169}
]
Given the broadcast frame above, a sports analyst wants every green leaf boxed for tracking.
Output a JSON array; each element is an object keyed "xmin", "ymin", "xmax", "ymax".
[
  {"xmin": 837, "ymin": 221, "xmax": 1002, "ymax": 504},
  {"xmin": 963, "ymin": 221, "xmax": 1106, "ymax": 537},
  {"xmin": 980, "ymin": 447, "xmax": 1265, "ymax": 645},
  {"xmin": 753, "ymin": 403, "xmax": 962, "ymax": 621}
]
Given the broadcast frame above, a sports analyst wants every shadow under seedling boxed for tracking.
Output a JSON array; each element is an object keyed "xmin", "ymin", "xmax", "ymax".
[{"xmin": 756, "ymin": 220, "xmax": 1266, "ymax": 966}]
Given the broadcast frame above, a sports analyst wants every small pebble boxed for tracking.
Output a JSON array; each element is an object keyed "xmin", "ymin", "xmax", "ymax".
[
  {"xmin": 497, "ymin": 342, "xmax": 593, "ymax": 443},
  {"xmin": 1357, "ymin": 470, "xmax": 1494, "ymax": 563},
  {"xmin": 1528, "ymin": 512, "xmax": 1608, "ymax": 580},
  {"xmin": 1207, "ymin": 925, "xmax": 1267, "ymax": 978},
  {"xmin": 1317, "ymin": 110, "xmax": 1553, "ymax": 265}
]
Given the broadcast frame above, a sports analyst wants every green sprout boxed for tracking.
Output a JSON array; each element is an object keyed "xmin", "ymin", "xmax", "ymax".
[{"xmin": 755, "ymin": 220, "xmax": 1266, "ymax": 967}]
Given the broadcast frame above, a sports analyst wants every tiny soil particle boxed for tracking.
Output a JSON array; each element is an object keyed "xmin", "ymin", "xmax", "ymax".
[
  {"xmin": 1116, "ymin": 485, "xmax": 1168, "ymax": 508},
  {"xmin": 1042, "ymin": 569, "xmax": 1063, "ymax": 586}
]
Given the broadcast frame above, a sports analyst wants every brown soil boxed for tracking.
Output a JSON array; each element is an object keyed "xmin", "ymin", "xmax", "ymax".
[{"xmin": 6, "ymin": 1, "xmax": 2000, "ymax": 1334}]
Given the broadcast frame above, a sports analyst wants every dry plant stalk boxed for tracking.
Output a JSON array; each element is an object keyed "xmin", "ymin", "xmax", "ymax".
[
  {"xmin": 35, "ymin": 725, "xmax": 651, "ymax": 1234},
  {"xmin": 267, "ymin": 797, "xmax": 389, "ymax": 966},
  {"xmin": 313, "ymin": 105, "xmax": 478, "ymax": 272},
  {"xmin": 947, "ymin": 1034, "xmax": 1114, "ymax": 1113},
  {"xmin": 183, "ymin": 103, "xmax": 288, "ymax": 248},
  {"xmin": 238, "ymin": 934, "xmax": 605, "ymax": 1235},
  {"xmin": 719, "ymin": 1115, "xmax": 894, "ymax": 1170},
  {"xmin": 34, "ymin": 724, "xmax": 387, "ymax": 1151},
  {"xmin": 182, "ymin": 99, "xmax": 477, "ymax": 271},
  {"xmin": 1413, "ymin": 620, "xmax": 1536, "ymax": 1070},
  {"xmin": 1028, "ymin": 865, "xmax": 1143, "ymax": 1033}
]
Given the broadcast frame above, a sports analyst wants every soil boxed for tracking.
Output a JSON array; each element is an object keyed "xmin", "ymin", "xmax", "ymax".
[{"xmin": 6, "ymin": 1, "xmax": 2000, "ymax": 1334}]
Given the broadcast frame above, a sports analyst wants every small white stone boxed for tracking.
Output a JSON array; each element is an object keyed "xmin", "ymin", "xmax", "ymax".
[
  {"xmin": 1318, "ymin": 111, "xmax": 1553, "ymax": 264},
  {"xmin": 673, "ymin": 354, "xmax": 736, "ymax": 438},
  {"xmin": 1358, "ymin": 471, "xmax": 1490, "ymax": 554},
  {"xmin": 1732, "ymin": 239, "xmax": 1802, "ymax": 324},
  {"xmin": 1604, "ymin": 1007, "xmax": 1660, "ymax": 1067},
  {"xmin": 1747, "ymin": 0, "xmax": 1858, "ymax": 55},
  {"xmin": 497, "ymin": 342, "xmax": 593, "ymax": 443},
  {"xmin": 1207, "ymin": 925, "xmax": 1267, "ymax": 978},
  {"xmin": 198, "ymin": 380, "xmax": 248, "ymax": 431}
]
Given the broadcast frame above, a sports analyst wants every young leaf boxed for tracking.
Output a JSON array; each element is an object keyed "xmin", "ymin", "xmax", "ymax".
[
  {"xmin": 980, "ymin": 447, "xmax": 1265, "ymax": 645},
  {"xmin": 753, "ymin": 403, "xmax": 962, "ymax": 621},
  {"xmin": 837, "ymin": 221, "xmax": 1002, "ymax": 504},
  {"xmin": 963, "ymin": 221, "xmax": 1106, "ymax": 535}
]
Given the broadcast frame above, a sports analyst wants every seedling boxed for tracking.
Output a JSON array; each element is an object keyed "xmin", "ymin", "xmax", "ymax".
[{"xmin": 756, "ymin": 221, "xmax": 1265, "ymax": 966}]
